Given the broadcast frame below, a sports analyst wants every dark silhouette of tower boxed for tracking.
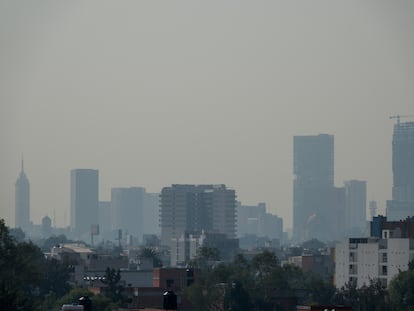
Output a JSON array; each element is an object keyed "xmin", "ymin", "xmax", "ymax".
[
  {"xmin": 293, "ymin": 134, "xmax": 335, "ymax": 242},
  {"xmin": 15, "ymin": 159, "xmax": 30, "ymax": 231},
  {"xmin": 70, "ymin": 169, "xmax": 99, "ymax": 239}
]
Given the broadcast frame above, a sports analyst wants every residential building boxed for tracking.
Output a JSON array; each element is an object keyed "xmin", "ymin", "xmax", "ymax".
[
  {"xmin": 335, "ymin": 237, "xmax": 414, "ymax": 288},
  {"xmin": 287, "ymin": 249, "xmax": 334, "ymax": 278},
  {"xmin": 370, "ymin": 216, "xmax": 414, "ymax": 239},
  {"xmin": 293, "ymin": 134, "xmax": 334, "ymax": 242},
  {"xmin": 15, "ymin": 159, "xmax": 30, "ymax": 232},
  {"xmin": 160, "ymin": 184, "xmax": 236, "ymax": 247},
  {"xmin": 70, "ymin": 169, "xmax": 99, "ymax": 240},
  {"xmin": 386, "ymin": 120, "xmax": 414, "ymax": 220}
]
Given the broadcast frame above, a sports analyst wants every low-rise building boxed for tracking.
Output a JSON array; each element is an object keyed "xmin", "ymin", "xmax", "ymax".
[{"xmin": 335, "ymin": 237, "xmax": 414, "ymax": 288}]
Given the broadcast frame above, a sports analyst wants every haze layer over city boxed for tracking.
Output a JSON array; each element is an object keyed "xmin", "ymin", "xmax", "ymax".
[{"xmin": 1, "ymin": 1, "xmax": 414, "ymax": 229}]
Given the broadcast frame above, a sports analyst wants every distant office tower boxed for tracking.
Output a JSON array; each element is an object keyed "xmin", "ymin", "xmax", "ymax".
[
  {"xmin": 302, "ymin": 186, "xmax": 345, "ymax": 241},
  {"xmin": 386, "ymin": 121, "xmax": 414, "ymax": 220},
  {"xmin": 344, "ymin": 180, "xmax": 367, "ymax": 235},
  {"xmin": 293, "ymin": 134, "xmax": 334, "ymax": 242},
  {"xmin": 15, "ymin": 160, "xmax": 30, "ymax": 231},
  {"xmin": 111, "ymin": 187, "xmax": 144, "ymax": 241},
  {"xmin": 160, "ymin": 184, "xmax": 236, "ymax": 247},
  {"xmin": 70, "ymin": 169, "xmax": 99, "ymax": 239},
  {"xmin": 369, "ymin": 201, "xmax": 378, "ymax": 220},
  {"xmin": 143, "ymin": 192, "xmax": 161, "ymax": 236},
  {"xmin": 98, "ymin": 201, "xmax": 112, "ymax": 240},
  {"xmin": 237, "ymin": 202, "xmax": 283, "ymax": 240}
]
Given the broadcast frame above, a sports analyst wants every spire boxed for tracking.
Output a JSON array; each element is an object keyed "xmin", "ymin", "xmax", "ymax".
[{"xmin": 21, "ymin": 155, "xmax": 24, "ymax": 173}]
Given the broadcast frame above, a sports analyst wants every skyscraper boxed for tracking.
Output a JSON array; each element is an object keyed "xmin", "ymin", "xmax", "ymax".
[
  {"xmin": 15, "ymin": 159, "xmax": 30, "ymax": 231},
  {"xmin": 386, "ymin": 120, "xmax": 414, "ymax": 220},
  {"xmin": 111, "ymin": 187, "xmax": 144, "ymax": 241},
  {"xmin": 293, "ymin": 134, "xmax": 334, "ymax": 242},
  {"xmin": 344, "ymin": 180, "xmax": 367, "ymax": 235},
  {"xmin": 160, "ymin": 184, "xmax": 236, "ymax": 247},
  {"xmin": 70, "ymin": 169, "xmax": 99, "ymax": 239}
]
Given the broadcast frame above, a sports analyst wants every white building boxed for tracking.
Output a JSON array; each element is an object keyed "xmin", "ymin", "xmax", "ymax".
[
  {"xmin": 335, "ymin": 236, "xmax": 414, "ymax": 289},
  {"xmin": 170, "ymin": 233, "xmax": 200, "ymax": 267}
]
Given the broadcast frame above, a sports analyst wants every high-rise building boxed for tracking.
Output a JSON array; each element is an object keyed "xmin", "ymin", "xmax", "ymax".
[
  {"xmin": 344, "ymin": 180, "xmax": 367, "ymax": 235},
  {"xmin": 293, "ymin": 134, "xmax": 334, "ymax": 242},
  {"xmin": 160, "ymin": 184, "xmax": 236, "ymax": 247},
  {"xmin": 386, "ymin": 121, "xmax": 414, "ymax": 220},
  {"xmin": 70, "ymin": 169, "xmax": 99, "ymax": 239},
  {"xmin": 111, "ymin": 187, "xmax": 144, "ymax": 241},
  {"xmin": 98, "ymin": 201, "xmax": 112, "ymax": 240},
  {"xmin": 15, "ymin": 159, "xmax": 30, "ymax": 231},
  {"xmin": 143, "ymin": 192, "xmax": 161, "ymax": 236}
]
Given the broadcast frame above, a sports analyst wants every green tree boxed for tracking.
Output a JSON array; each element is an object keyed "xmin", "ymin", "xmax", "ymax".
[
  {"xmin": 0, "ymin": 219, "xmax": 72, "ymax": 310},
  {"xmin": 302, "ymin": 273, "xmax": 336, "ymax": 305},
  {"xmin": 9, "ymin": 227, "xmax": 26, "ymax": 242},
  {"xmin": 102, "ymin": 268, "xmax": 124, "ymax": 304},
  {"xmin": 42, "ymin": 257, "xmax": 71, "ymax": 297},
  {"xmin": 140, "ymin": 247, "xmax": 163, "ymax": 267},
  {"xmin": 388, "ymin": 269, "xmax": 414, "ymax": 311},
  {"xmin": 0, "ymin": 219, "xmax": 46, "ymax": 310}
]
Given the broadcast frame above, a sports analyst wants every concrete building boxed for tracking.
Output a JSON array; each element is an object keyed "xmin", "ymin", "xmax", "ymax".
[
  {"xmin": 287, "ymin": 253, "xmax": 334, "ymax": 278},
  {"xmin": 237, "ymin": 202, "xmax": 283, "ymax": 241},
  {"xmin": 370, "ymin": 215, "xmax": 414, "ymax": 239},
  {"xmin": 293, "ymin": 134, "xmax": 334, "ymax": 242},
  {"xmin": 170, "ymin": 233, "xmax": 200, "ymax": 267},
  {"xmin": 335, "ymin": 237, "xmax": 414, "ymax": 288},
  {"xmin": 70, "ymin": 169, "xmax": 99, "ymax": 240},
  {"xmin": 160, "ymin": 184, "xmax": 236, "ymax": 247},
  {"xmin": 15, "ymin": 159, "xmax": 30, "ymax": 232},
  {"xmin": 344, "ymin": 180, "xmax": 367, "ymax": 236},
  {"xmin": 386, "ymin": 120, "xmax": 414, "ymax": 220}
]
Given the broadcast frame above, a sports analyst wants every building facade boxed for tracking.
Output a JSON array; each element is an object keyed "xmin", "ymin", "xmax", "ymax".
[
  {"xmin": 111, "ymin": 187, "xmax": 145, "ymax": 242},
  {"xmin": 237, "ymin": 202, "xmax": 283, "ymax": 241},
  {"xmin": 344, "ymin": 180, "xmax": 367, "ymax": 236},
  {"xmin": 70, "ymin": 169, "xmax": 99, "ymax": 239},
  {"xmin": 15, "ymin": 160, "xmax": 30, "ymax": 232},
  {"xmin": 160, "ymin": 184, "xmax": 236, "ymax": 247},
  {"xmin": 335, "ymin": 237, "xmax": 414, "ymax": 289},
  {"xmin": 293, "ymin": 134, "xmax": 334, "ymax": 242},
  {"xmin": 386, "ymin": 121, "xmax": 414, "ymax": 220}
]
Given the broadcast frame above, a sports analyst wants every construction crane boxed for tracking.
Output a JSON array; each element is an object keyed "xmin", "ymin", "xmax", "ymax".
[{"xmin": 389, "ymin": 115, "xmax": 414, "ymax": 125}]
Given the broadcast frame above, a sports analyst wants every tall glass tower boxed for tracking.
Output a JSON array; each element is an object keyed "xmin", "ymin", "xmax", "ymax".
[{"xmin": 386, "ymin": 121, "xmax": 414, "ymax": 220}]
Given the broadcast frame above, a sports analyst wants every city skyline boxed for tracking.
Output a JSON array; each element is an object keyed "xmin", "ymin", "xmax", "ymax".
[{"xmin": 1, "ymin": 1, "xmax": 414, "ymax": 228}]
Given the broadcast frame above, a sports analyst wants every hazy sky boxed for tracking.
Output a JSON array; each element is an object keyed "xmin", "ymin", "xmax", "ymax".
[{"xmin": 1, "ymin": 1, "xmax": 413, "ymax": 229}]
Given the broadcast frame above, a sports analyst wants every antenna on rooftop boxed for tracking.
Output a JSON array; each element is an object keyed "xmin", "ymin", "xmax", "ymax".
[{"xmin": 389, "ymin": 115, "xmax": 414, "ymax": 125}]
